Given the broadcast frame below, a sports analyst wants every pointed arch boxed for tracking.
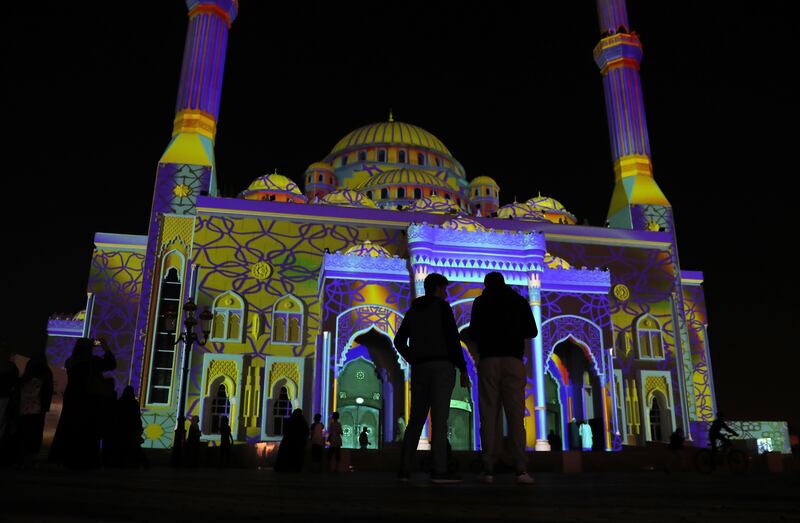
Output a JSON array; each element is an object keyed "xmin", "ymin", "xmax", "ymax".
[
  {"xmin": 634, "ymin": 313, "xmax": 664, "ymax": 360},
  {"xmin": 272, "ymin": 294, "xmax": 304, "ymax": 345},
  {"xmin": 210, "ymin": 291, "xmax": 246, "ymax": 343}
]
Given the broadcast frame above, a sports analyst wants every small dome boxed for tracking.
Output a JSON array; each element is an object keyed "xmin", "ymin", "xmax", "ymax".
[
  {"xmin": 320, "ymin": 189, "xmax": 378, "ymax": 208},
  {"xmin": 240, "ymin": 171, "xmax": 306, "ymax": 202},
  {"xmin": 544, "ymin": 253, "xmax": 571, "ymax": 270},
  {"xmin": 527, "ymin": 195, "xmax": 567, "ymax": 211},
  {"xmin": 497, "ymin": 202, "xmax": 548, "ymax": 222},
  {"xmin": 344, "ymin": 240, "xmax": 392, "ymax": 258},
  {"xmin": 355, "ymin": 168, "xmax": 451, "ymax": 193},
  {"xmin": 441, "ymin": 215, "xmax": 487, "ymax": 232},
  {"xmin": 405, "ymin": 195, "xmax": 460, "ymax": 214},
  {"xmin": 526, "ymin": 195, "xmax": 577, "ymax": 224},
  {"xmin": 469, "ymin": 176, "xmax": 499, "ymax": 188}
]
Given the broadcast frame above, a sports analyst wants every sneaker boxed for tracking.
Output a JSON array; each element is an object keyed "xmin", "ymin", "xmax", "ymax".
[
  {"xmin": 397, "ymin": 471, "xmax": 410, "ymax": 482},
  {"xmin": 481, "ymin": 473, "xmax": 495, "ymax": 484},
  {"xmin": 431, "ymin": 472, "xmax": 463, "ymax": 484},
  {"xmin": 516, "ymin": 472, "xmax": 535, "ymax": 485}
]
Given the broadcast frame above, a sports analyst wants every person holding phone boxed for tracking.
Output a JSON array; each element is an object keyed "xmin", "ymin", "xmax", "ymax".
[{"xmin": 50, "ymin": 337, "xmax": 116, "ymax": 468}]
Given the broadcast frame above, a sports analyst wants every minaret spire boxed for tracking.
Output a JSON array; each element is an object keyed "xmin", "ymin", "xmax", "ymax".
[{"xmin": 594, "ymin": 0, "xmax": 671, "ymax": 231}]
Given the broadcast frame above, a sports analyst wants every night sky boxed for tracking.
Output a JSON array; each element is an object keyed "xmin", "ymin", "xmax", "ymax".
[{"xmin": 5, "ymin": 1, "xmax": 798, "ymax": 430}]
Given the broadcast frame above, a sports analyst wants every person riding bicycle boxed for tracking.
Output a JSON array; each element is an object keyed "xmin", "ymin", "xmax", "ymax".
[{"xmin": 708, "ymin": 412, "xmax": 738, "ymax": 451}]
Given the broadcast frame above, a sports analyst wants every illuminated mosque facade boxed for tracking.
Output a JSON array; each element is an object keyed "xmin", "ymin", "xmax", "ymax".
[{"xmin": 45, "ymin": 0, "xmax": 790, "ymax": 453}]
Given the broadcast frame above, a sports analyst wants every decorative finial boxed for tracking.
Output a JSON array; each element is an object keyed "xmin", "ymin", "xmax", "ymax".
[
  {"xmin": 538, "ymin": 190, "xmax": 541, "ymax": 197},
  {"xmin": 388, "ymin": 109, "xmax": 394, "ymax": 122},
  {"xmin": 274, "ymin": 168, "xmax": 278, "ymax": 175}
]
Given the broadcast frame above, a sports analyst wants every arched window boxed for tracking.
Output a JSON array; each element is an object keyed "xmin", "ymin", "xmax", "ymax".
[
  {"xmin": 413, "ymin": 188, "xmax": 421, "ymax": 199},
  {"xmin": 318, "ymin": 173, "xmax": 324, "ymax": 182},
  {"xmin": 649, "ymin": 396, "xmax": 663, "ymax": 442},
  {"xmin": 210, "ymin": 383, "xmax": 231, "ymax": 434},
  {"xmin": 417, "ymin": 153, "xmax": 426, "ymax": 165},
  {"xmin": 398, "ymin": 150, "xmax": 407, "ymax": 163},
  {"xmin": 380, "ymin": 188, "xmax": 388, "ymax": 200},
  {"xmin": 444, "ymin": 193, "xmax": 450, "ymax": 200},
  {"xmin": 272, "ymin": 386, "xmax": 292, "ymax": 436},
  {"xmin": 366, "ymin": 191, "xmax": 373, "ymax": 200},
  {"xmin": 377, "ymin": 150, "xmax": 387, "ymax": 162},
  {"xmin": 635, "ymin": 315, "xmax": 664, "ymax": 359},
  {"xmin": 434, "ymin": 158, "xmax": 441, "ymax": 167},
  {"xmin": 147, "ymin": 250, "xmax": 185, "ymax": 405},
  {"xmin": 485, "ymin": 188, "xmax": 491, "ymax": 196},
  {"xmin": 210, "ymin": 291, "xmax": 246, "ymax": 343},
  {"xmin": 358, "ymin": 151, "xmax": 367, "ymax": 162},
  {"xmin": 340, "ymin": 156, "xmax": 348, "ymax": 167},
  {"xmin": 272, "ymin": 294, "xmax": 304, "ymax": 344},
  {"xmin": 397, "ymin": 187, "xmax": 405, "ymax": 199}
]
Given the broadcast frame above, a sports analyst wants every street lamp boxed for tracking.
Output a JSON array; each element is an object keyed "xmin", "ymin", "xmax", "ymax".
[{"xmin": 165, "ymin": 298, "xmax": 213, "ymax": 466}]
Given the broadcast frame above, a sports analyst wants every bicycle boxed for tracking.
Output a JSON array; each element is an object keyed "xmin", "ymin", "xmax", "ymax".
[{"xmin": 694, "ymin": 438, "xmax": 748, "ymax": 474}]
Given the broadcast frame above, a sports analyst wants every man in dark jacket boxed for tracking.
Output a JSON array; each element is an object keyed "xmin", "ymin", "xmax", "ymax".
[
  {"xmin": 394, "ymin": 273, "xmax": 469, "ymax": 483},
  {"xmin": 470, "ymin": 271, "xmax": 537, "ymax": 484}
]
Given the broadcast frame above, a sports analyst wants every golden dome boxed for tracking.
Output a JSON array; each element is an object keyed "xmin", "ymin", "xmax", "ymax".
[
  {"xmin": 355, "ymin": 168, "xmax": 450, "ymax": 192},
  {"xmin": 497, "ymin": 202, "xmax": 548, "ymax": 222},
  {"xmin": 344, "ymin": 240, "xmax": 392, "ymax": 258},
  {"xmin": 469, "ymin": 176, "xmax": 499, "ymax": 188},
  {"xmin": 240, "ymin": 172, "xmax": 306, "ymax": 202},
  {"xmin": 526, "ymin": 195, "xmax": 577, "ymax": 224},
  {"xmin": 330, "ymin": 120, "xmax": 452, "ymax": 157},
  {"xmin": 320, "ymin": 189, "xmax": 378, "ymax": 208},
  {"xmin": 405, "ymin": 195, "xmax": 460, "ymax": 214},
  {"xmin": 527, "ymin": 195, "xmax": 567, "ymax": 212}
]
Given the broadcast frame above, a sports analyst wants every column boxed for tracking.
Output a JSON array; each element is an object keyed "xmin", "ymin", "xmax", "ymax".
[{"xmin": 528, "ymin": 273, "xmax": 549, "ymax": 451}]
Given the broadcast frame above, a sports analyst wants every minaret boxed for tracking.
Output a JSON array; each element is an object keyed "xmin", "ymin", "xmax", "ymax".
[
  {"xmin": 129, "ymin": 0, "xmax": 238, "ymax": 395},
  {"xmin": 594, "ymin": 1, "xmax": 671, "ymax": 231}
]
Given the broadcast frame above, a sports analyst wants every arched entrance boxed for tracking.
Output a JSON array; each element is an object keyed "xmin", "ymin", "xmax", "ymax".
[
  {"xmin": 647, "ymin": 391, "xmax": 672, "ymax": 443},
  {"xmin": 336, "ymin": 327, "xmax": 406, "ymax": 449},
  {"xmin": 448, "ymin": 343, "xmax": 475, "ymax": 450},
  {"xmin": 545, "ymin": 372, "xmax": 563, "ymax": 450},
  {"xmin": 337, "ymin": 357, "xmax": 382, "ymax": 449},
  {"xmin": 548, "ymin": 338, "xmax": 603, "ymax": 450}
]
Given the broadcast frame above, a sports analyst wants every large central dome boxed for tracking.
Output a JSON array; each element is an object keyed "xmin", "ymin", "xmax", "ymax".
[{"xmin": 330, "ymin": 120, "xmax": 452, "ymax": 157}]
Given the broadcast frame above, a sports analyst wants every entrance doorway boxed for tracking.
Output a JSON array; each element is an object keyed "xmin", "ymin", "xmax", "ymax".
[
  {"xmin": 337, "ymin": 328, "xmax": 406, "ymax": 449},
  {"xmin": 448, "ymin": 358, "xmax": 474, "ymax": 450},
  {"xmin": 549, "ymin": 338, "xmax": 603, "ymax": 449},
  {"xmin": 545, "ymin": 373, "xmax": 563, "ymax": 450}
]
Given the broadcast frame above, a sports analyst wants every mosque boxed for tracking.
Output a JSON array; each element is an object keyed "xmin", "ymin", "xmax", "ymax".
[{"xmin": 45, "ymin": 0, "xmax": 790, "ymax": 453}]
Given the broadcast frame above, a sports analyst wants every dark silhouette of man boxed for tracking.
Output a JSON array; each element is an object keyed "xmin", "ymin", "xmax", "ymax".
[
  {"xmin": 470, "ymin": 272, "xmax": 537, "ymax": 484},
  {"xmin": 394, "ymin": 273, "xmax": 468, "ymax": 483},
  {"xmin": 709, "ymin": 413, "xmax": 738, "ymax": 451}
]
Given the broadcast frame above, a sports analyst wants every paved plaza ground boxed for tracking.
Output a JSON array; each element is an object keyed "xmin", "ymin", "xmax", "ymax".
[{"xmin": 3, "ymin": 464, "xmax": 799, "ymax": 523}]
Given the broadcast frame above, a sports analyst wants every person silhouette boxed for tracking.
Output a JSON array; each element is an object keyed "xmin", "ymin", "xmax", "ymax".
[
  {"xmin": 709, "ymin": 413, "xmax": 737, "ymax": 451},
  {"xmin": 16, "ymin": 355, "xmax": 53, "ymax": 467},
  {"xmin": 49, "ymin": 337, "xmax": 116, "ymax": 469},
  {"xmin": 359, "ymin": 427, "xmax": 370, "ymax": 450},
  {"xmin": 327, "ymin": 412, "xmax": 343, "ymax": 473},
  {"xmin": 275, "ymin": 409, "xmax": 309, "ymax": 472},
  {"xmin": 470, "ymin": 272, "xmax": 537, "ymax": 485},
  {"xmin": 219, "ymin": 415, "xmax": 233, "ymax": 467},
  {"xmin": 548, "ymin": 429, "xmax": 563, "ymax": 452},
  {"xmin": 185, "ymin": 415, "xmax": 201, "ymax": 467},
  {"xmin": 309, "ymin": 413, "xmax": 325, "ymax": 468},
  {"xmin": 394, "ymin": 273, "xmax": 468, "ymax": 484}
]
